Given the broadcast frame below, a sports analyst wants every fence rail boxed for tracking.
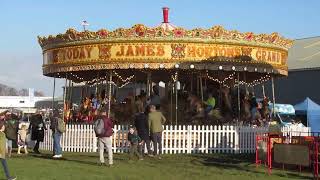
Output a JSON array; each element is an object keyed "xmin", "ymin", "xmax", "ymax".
[{"xmin": 39, "ymin": 124, "xmax": 310, "ymax": 154}]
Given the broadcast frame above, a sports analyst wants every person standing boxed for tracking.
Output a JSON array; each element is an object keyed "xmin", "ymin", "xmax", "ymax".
[
  {"xmin": 97, "ymin": 110, "xmax": 113, "ymax": 166},
  {"xmin": 4, "ymin": 115, "xmax": 18, "ymax": 158},
  {"xmin": 50, "ymin": 110, "xmax": 63, "ymax": 158},
  {"xmin": 29, "ymin": 113, "xmax": 47, "ymax": 154},
  {"xmin": 0, "ymin": 121, "xmax": 16, "ymax": 180},
  {"xmin": 148, "ymin": 105, "xmax": 166, "ymax": 159},
  {"xmin": 127, "ymin": 126, "xmax": 143, "ymax": 161},
  {"xmin": 134, "ymin": 103, "xmax": 151, "ymax": 156},
  {"xmin": 204, "ymin": 93, "xmax": 216, "ymax": 118}
]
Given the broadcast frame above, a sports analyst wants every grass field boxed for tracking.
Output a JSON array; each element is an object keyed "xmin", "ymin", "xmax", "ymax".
[{"xmin": 2, "ymin": 152, "xmax": 313, "ymax": 180}]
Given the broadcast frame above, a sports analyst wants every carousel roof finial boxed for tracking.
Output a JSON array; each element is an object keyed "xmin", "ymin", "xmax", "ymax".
[{"xmin": 162, "ymin": 7, "xmax": 169, "ymax": 23}]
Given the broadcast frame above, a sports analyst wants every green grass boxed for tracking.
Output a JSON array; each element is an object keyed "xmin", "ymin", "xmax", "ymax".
[{"xmin": 2, "ymin": 152, "xmax": 313, "ymax": 180}]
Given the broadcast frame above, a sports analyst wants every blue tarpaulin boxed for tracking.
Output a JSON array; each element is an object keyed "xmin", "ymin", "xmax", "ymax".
[{"xmin": 294, "ymin": 97, "xmax": 320, "ymax": 132}]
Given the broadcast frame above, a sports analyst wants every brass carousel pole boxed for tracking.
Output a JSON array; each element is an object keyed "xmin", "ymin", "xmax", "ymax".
[
  {"xmin": 170, "ymin": 81, "xmax": 173, "ymax": 125},
  {"xmin": 271, "ymin": 76, "xmax": 276, "ymax": 117},
  {"xmin": 237, "ymin": 72, "xmax": 241, "ymax": 123},
  {"xmin": 108, "ymin": 71, "xmax": 113, "ymax": 118},
  {"xmin": 62, "ymin": 76, "xmax": 68, "ymax": 121},
  {"xmin": 200, "ymin": 75, "xmax": 204, "ymax": 102},
  {"xmin": 175, "ymin": 72, "xmax": 178, "ymax": 125},
  {"xmin": 52, "ymin": 77, "xmax": 56, "ymax": 110},
  {"xmin": 262, "ymin": 84, "xmax": 266, "ymax": 97},
  {"xmin": 95, "ymin": 72, "xmax": 100, "ymax": 96},
  {"xmin": 190, "ymin": 73, "xmax": 193, "ymax": 93}
]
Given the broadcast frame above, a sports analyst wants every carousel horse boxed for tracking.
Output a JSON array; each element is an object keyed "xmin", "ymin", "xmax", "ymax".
[
  {"xmin": 260, "ymin": 97, "xmax": 270, "ymax": 121},
  {"xmin": 220, "ymin": 87, "xmax": 233, "ymax": 122},
  {"xmin": 241, "ymin": 95, "xmax": 252, "ymax": 124},
  {"xmin": 186, "ymin": 93, "xmax": 224, "ymax": 124}
]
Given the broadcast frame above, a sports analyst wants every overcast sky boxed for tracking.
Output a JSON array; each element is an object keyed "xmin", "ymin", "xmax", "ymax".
[{"xmin": 0, "ymin": 0, "xmax": 319, "ymax": 96}]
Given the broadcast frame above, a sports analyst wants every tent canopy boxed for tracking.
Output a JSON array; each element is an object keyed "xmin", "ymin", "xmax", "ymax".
[{"xmin": 294, "ymin": 97, "xmax": 320, "ymax": 132}]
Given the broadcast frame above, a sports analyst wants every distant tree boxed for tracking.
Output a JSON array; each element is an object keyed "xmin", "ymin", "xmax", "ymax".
[
  {"xmin": 18, "ymin": 88, "xmax": 28, "ymax": 96},
  {"xmin": 8, "ymin": 88, "xmax": 18, "ymax": 96},
  {"xmin": 34, "ymin": 91, "xmax": 45, "ymax": 97}
]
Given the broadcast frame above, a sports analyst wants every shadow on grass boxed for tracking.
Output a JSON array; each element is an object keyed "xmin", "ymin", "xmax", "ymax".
[
  {"xmin": 190, "ymin": 153, "xmax": 312, "ymax": 180},
  {"xmin": 29, "ymin": 153, "xmax": 127, "ymax": 166}
]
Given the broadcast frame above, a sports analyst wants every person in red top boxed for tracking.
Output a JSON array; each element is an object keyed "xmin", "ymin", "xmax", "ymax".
[{"xmin": 97, "ymin": 110, "xmax": 113, "ymax": 166}]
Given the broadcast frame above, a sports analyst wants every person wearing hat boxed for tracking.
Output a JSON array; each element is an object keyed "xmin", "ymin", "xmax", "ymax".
[{"xmin": 0, "ymin": 121, "xmax": 16, "ymax": 180}]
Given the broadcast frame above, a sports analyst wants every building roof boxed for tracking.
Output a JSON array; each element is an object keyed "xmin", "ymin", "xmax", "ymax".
[{"xmin": 288, "ymin": 36, "xmax": 320, "ymax": 70}]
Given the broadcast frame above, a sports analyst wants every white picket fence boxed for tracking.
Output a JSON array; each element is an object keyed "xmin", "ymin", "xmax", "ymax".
[{"xmin": 39, "ymin": 124, "xmax": 310, "ymax": 154}]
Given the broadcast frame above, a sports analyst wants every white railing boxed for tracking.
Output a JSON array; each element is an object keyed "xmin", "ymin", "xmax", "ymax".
[{"xmin": 39, "ymin": 124, "xmax": 310, "ymax": 154}]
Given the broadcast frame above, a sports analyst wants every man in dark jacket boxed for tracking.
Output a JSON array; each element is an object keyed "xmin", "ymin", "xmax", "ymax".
[
  {"xmin": 134, "ymin": 103, "xmax": 151, "ymax": 156},
  {"xmin": 29, "ymin": 113, "xmax": 47, "ymax": 154},
  {"xmin": 97, "ymin": 110, "xmax": 113, "ymax": 166}
]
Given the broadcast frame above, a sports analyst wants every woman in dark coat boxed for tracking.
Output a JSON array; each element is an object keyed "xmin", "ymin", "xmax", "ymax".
[{"xmin": 29, "ymin": 113, "xmax": 47, "ymax": 154}]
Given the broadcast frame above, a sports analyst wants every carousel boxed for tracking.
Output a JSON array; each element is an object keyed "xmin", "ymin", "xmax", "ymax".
[{"xmin": 38, "ymin": 7, "xmax": 293, "ymax": 125}]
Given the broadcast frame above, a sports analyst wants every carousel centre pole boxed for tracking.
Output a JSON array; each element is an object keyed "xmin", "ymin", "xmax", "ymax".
[
  {"xmin": 108, "ymin": 70, "xmax": 113, "ymax": 118},
  {"xmin": 271, "ymin": 76, "xmax": 276, "ymax": 118},
  {"xmin": 52, "ymin": 77, "xmax": 56, "ymax": 110},
  {"xmin": 175, "ymin": 72, "xmax": 178, "ymax": 125},
  {"xmin": 62, "ymin": 75, "xmax": 68, "ymax": 121},
  {"xmin": 237, "ymin": 72, "xmax": 241, "ymax": 123}
]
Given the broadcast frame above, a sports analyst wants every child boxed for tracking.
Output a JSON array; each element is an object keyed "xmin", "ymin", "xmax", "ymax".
[
  {"xmin": 17, "ymin": 124, "xmax": 28, "ymax": 154},
  {"xmin": 0, "ymin": 121, "xmax": 16, "ymax": 180},
  {"xmin": 127, "ymin": 126, "xmax": 143, "ymax": 160}
]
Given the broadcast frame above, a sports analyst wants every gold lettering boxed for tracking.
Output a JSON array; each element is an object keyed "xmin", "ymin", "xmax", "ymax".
[
  {"xmin": 135, "ymin": 45, "xmax": 145, "ymax": 56},
  {"xmin": 85, "ymin": 47, "xmax": 93, "ymax": 58},
  {"xmin": 72, "ymin": 48, "xmax": 80, "ymax": 59},
  {"xmin": 116, "ymin": 46, "xmax": 125, "ymax": 56},
  {"xmin": 187, "ymin": 46, "xmax": 196, "ymax": 57},
  {"xmin": 204, "ymin": 47, "xmax": 213, "ymax": 57},
  {"xmin": 146, "ymin": 45, "xmax": 155, "ymax": 56},
  {"xmin": 79, "ymin": 48, "xmax": 86, "ymax": 59},
  {"xmin": 196, "ymin": 47, "xmax": 204, "ymax": 57},
  {"xmin": 126, "ymin": 45, "xmax": 134, "ymax": 56},
  {"xmin": 256, "ymin": 50, "xmax": 261, "ymax": 60},
  {"xmin": 157, "ymin": 45, "xmax": 165, "ymax": 56},
  {"xmin": 261, "ymin": 51, "xmax": 267, "ymax": 61},
  {"xmin": 226, "ymin": 48, "xmax": 234, "ymax": 57},
  {"xmin": 66, "ymin": 50, "xmax": 72, "ymax": 60}
]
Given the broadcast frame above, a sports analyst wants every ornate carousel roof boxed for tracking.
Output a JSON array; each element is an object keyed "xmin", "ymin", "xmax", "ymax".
[{"xmin": 38, "ymin": 7, "xmax": 293, "ymax": 83}]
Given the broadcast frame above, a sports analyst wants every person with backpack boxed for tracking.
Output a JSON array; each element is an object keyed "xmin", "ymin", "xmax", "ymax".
[
  {"xmin": 50, "ymin": 110, "xmax": 65, "ymax": 159},
  {"xmin": 94, "ymin": 110, "xmax": 113, "ymax": 166}
]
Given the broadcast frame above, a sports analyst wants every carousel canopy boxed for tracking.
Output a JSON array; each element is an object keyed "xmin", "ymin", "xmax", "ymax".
[{"xmin": 38, "ymin": 7, "xmax": 293, "ymax": 84}]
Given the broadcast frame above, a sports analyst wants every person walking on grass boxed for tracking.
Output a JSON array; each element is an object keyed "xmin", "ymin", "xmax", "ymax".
[
  {"xmin": 50, "ymin": 110, "xmax": 64, "ymax": 159},
  {"xmin": 0, "ymin": 120, "xmax": 16, "ymax": 180},
  {"xmin": 96, "ymin": 110, "xmax": 113, "ymax": 167},
  {"xmin": 128, "ymin": 126, "xmax": 143, "ymax": 161},
  {"xmin": 4, "ymin": 114, "xmax": 18, "ymax": 158},
  {"xmin": 148, "ymin": 105, "xmax": 166, "ymax": 159}
]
